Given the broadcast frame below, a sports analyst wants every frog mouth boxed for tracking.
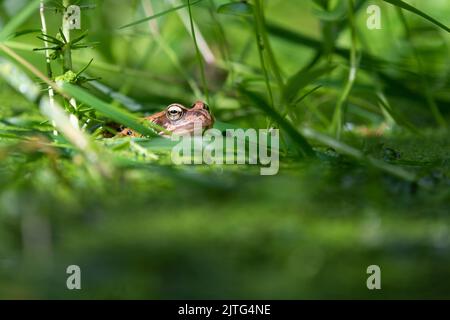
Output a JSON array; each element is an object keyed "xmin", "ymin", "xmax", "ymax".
[
  {"xmin": 171, "ymin": 121, "xmax": 212, "ymax": 136},
  {"xmin": 155, "ymin": 118, "xmax": 212, "ymax": 136}
]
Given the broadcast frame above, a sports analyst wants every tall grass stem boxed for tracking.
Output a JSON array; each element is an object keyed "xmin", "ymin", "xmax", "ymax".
[
  {"xmin": 331, "ymin": 0, "xmax": 358, "ymax": 139},
  {"xmin": 187, "ymin": 0, "xmax": 209, "ymax": 102},
  {"xmin": 39, "ymin": 0, "xmax": 57, "ymax": 135}
]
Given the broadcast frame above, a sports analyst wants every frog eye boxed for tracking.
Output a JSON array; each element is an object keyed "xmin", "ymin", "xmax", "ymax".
[{"xmin": 166, "ymin": 105, "xmax": 184, "ymax": 121}]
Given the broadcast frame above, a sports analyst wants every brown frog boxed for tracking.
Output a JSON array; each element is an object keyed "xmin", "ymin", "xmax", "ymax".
[{"xmin": 119, "ymin": 101, "xmax": 214, "ymax": 137}]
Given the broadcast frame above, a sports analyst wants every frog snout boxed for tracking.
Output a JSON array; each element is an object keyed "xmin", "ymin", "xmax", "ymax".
[{"xmin": 192, "ymin": 101, "xmax": 210, "ymax": 111}]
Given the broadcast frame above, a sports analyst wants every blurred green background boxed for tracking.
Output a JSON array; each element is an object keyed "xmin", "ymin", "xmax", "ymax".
[{"xmin": 0, "ymin": 0, "xmax": 449, "ymax": 299}]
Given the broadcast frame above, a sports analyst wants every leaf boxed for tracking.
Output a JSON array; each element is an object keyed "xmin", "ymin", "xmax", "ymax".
[
  {"xmin": 40, "ymin": 97, "xmax": 111, "ymax": 176},
  {"xmin": 283, "ymin": 65, "xmax": 336, "ymax": 104},
  {"xmin": 382, "ymin": 0, "xmax": 450, "ymax": 33},
  {"xmin": 239, "ymin": 87, "xmax": 315, "ymax": 158},
  {"xmin": 39, "ymin": 97, "xmax": 92, "ymax": 152},
  {"xmin": 58, "ymin": 28, "xmax": 68, "ymax": 44},
  {"xmin": 75, "ymin": 58, "xmax": 94, "ymax": 78},
  {"xmin": 70, "ymin": 31, "xmax": 89, "ymax": 45},
  {"xmin": 38, "ymin": 33, "xmax": 64, "ymax": 45},
  {"xmin": 376, "ymin": 94, "xmax": 420, "ymax": 135},
  {"xmin": 312, "ymin": 0, "xmax": 328, "ymax": 10},
  {"xmin": 9, "ymin": 29, "xmax": 42, "ymax": 39},
  {"xmin": 0, "ymin": 0, "xmax": 47, "ymax": 42},
  {"xmin": 217, "ymin": 1, "xmax": 253, "ymax": 17},
  {"xmin": 266, "ymin": 22, "xmax": 450, "ymax": 113},
  {"xmin": 301, "ymin": 127, "xmax": 417, "ymax": 182},
  {"xmin": 294, "ymin": 85, "xmax": 323, "ymax": 105},
  {"xmin": 61, "ymin": 83, "xmax": 161, "ymax": 137},
  {"xmin": 119, "ymin": 0, "xmax": 204, "ymax": 30},
  {"xmin": 312, "ymin": 0, "xmax": 348, "ymax": 21}
]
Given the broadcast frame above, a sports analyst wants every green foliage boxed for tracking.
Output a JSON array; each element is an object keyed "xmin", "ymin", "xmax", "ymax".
[
  {"xmin": 0, "ymin": 0, "xmax": 46, "ymax": 42},
  {"xmin": 119, "ymin": 0, "xmax": 204, "ymax": 30},
  {"xmin": 382, "ymin": 0, "xmax": 450, "ymax": 33},
  {"xmin": 0, "ymin": 0, "xmax": 449, "ymax": 299},
  {"xmin": 62, "ymin": 83, "xmax": 162, "ymax": 136}
]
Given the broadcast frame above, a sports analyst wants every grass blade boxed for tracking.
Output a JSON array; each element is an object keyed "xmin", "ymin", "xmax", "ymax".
[
  {"xmin": 187, "ymin": 0, "xmax": 209, "ymax": 102},
  {"xmin": 302, "ymin": 128, "xmax": 417, "ymax": 182},
  {"xmin": 61, "ymin": 83, "xmax": 162, "ymax": 137},
  {"xmin": 40, "ymin": 97, "xmax": 92, "ymax": 152},
  {"xmin": 253, "ymin": 0, "xmax": 284, "ymax": 89},
  {"xmin": 0, "ymin": 0, "xmax": 47, "ymax": 42},
  {"xmin": 382, "ymin": 0, "xmax": 450, "ymax": 33},
  {"xmin": 119, "ymin": 0, "xmax": 203, "ymax": 29},
  {"xmin": 217, "ymin": 1, "xmax": 253, "ymax": 16},
  {"xmin": 239, "ymin": 87, "xmax": 315, "ymax": 158},
  {"xmin": 331, "ymin": 0, "xmax": 359, "ymax": 139},
  {"xmin": 283, "ymin": 65, "xmax": 336, "ymax": 104},
  {"xmin": 376, "ymin": 93, "xmax": 420, "ymax": 134}
]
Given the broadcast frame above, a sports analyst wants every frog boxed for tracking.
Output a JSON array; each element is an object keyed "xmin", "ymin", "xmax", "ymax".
[{"xmin": 118, "ymin": 101, "xmax": 214, "ymax": 137}]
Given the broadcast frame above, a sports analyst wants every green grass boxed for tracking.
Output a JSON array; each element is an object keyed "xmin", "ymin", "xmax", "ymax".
[{"xmin": 0, "ymin": 0, "xmax": 449, "ymax": 299}]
